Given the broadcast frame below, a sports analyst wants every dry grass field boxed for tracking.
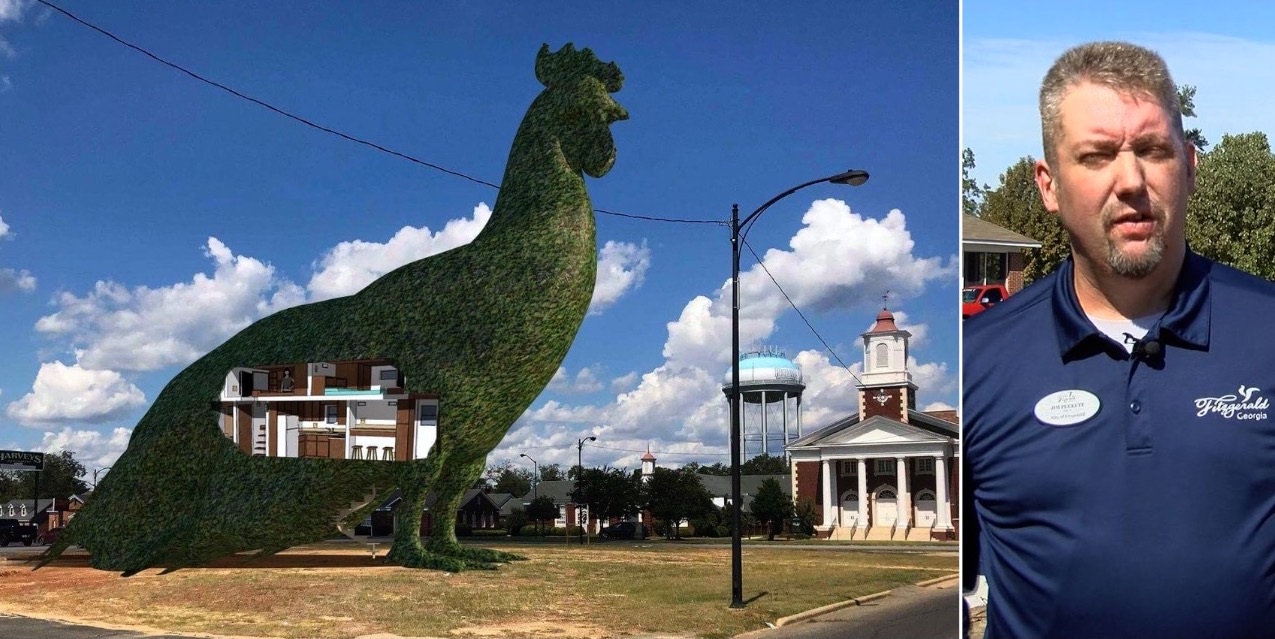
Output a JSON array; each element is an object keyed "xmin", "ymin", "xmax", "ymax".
[{"xmin": 0, "ymin": 541, "xmax": 957, "ymax": 639}]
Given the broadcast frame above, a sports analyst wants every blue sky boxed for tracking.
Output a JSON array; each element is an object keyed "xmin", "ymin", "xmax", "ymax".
[
  {"xmin": 965, "ymin": 1, "xmax": 1275, "ymax": 189},
  {"xmin": 0, "ymin": 1, "xmax": 957, "ymax": 479}
]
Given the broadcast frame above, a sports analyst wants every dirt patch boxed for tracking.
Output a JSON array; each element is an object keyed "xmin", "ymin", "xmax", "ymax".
[{"xmin": 0, "ymin": 544, "xmax": 956, "ymax": 639}]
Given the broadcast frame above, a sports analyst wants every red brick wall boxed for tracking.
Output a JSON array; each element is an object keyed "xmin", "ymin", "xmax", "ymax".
[
  {"xmin": 1007, "ymin": 252, "xmax": 1027, "ymax": 293},
  {"xmin": 860, "ymin": 387, "xmax": 903, "ymax": 421}
]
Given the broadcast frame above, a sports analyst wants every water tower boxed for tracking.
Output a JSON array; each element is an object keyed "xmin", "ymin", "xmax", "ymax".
[{"xmin": 722, "ymin": 348, "xmax": 806, "ymax": 460}]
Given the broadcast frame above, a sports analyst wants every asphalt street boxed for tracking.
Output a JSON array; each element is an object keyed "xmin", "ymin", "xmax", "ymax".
[{"xmin": 746, "ymin": 581, "xmax": 961, "ymax": 639}]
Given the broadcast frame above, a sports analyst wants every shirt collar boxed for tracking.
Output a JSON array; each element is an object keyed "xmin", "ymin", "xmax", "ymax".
[{"xmin": 1052, "ymin": 249, "xmax": 1212, "ymax": 359}]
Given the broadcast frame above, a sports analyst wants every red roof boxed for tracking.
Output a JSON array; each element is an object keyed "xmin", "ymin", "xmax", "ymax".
[{"xmin": 868, "ymin": 308, "xmax": 898, "ymax": 333}]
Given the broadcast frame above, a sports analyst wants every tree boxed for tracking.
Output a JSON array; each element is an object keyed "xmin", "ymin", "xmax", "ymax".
[
  {"xmin": 740, "ymin": 454, "xmax": 788, "ymax": 475},
  {"xmin": 0, "ymin": 450, "xmax": 90, "ymax": 503},
  {"xmin": 643, "ymin": 467, "xmax": 714, "ymax": 540},
  {"xmin": 1178, "ymin": 84, "xmax": 1209, "ymax": 151},
  {"xmin": 1186, "ymin": 132, "xmax": 1275, "ymax": 278},
  {"xmin": 690, "ymin": 461, "xmax": 730, "ymax": 476},
  {"xmin": 481, "ymin": 460, "xmax": 533, "ymax": 497},
  {"xmin": 505, "ymin": 507, "xmax": 529, "ymax": 536},
  {"xmin": 749, "ymin": 477, "xmax": 794, "ymax": 541},
  {"xmin": 538, "ymin": 463, "xmax": 566, "ymax": 482},
  {"xmin": 526, "ymin": 495, "xmax": 558, "ymax": 534},
  {"xmin": 571, "ymin": 466, "xmax": 642, "ymax": 522},
  {"xmin": 962, "ymin": 147, "xmax": 988, "ymax": 217},
  {"xmin": 979, "ymin": 156, "xmax": 1071, "ymax": 284}
]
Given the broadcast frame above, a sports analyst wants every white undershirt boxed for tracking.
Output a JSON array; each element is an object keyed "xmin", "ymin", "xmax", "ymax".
[{"xmin": 1087, "ymin": 313, "xmax": 1163, "ymax": 354}]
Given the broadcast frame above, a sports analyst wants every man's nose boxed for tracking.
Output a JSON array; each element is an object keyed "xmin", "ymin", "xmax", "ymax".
[{"xmin": 1112, "ymin": 151, "xmax": 1147, "ymax": 197}]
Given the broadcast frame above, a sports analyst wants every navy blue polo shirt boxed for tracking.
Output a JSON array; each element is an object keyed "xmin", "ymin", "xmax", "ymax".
[{"xmin": 964, "ymin": 251, "xmax": 1275, "ymax": 639}]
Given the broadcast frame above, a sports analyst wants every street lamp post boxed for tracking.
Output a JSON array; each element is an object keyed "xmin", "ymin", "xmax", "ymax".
[
  {"xmin": 576, "ymin": 436, "xmax": 596, "ymax": 545},
  {"xmin": 727, "ymin": 169, "xmax": 868, "ymax": 608},
  {"xmin": 519, "ymin": 453, "xmax": 539, "ymax": 500},
  {"xmin": 519, "ymin": 453, "xmax": 540, "ymax": 534},
  {"xmin": 92, "ymin": 467, "xmax": 111, "ymax": 490}
]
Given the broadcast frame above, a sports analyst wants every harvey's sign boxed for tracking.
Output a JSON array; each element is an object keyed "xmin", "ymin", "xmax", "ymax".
[{"xmin": 0, "ymin": 450, "xmax": 44, "ymax": 471}]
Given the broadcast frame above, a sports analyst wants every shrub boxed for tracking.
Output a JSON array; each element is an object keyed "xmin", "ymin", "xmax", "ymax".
[
  {"xmin": 506, "ymin": 508, "xmax": 529, "ymax": 536},
  {"xmin": 455, "ymin": 523, "xmax": 473, "ymax": 537}
]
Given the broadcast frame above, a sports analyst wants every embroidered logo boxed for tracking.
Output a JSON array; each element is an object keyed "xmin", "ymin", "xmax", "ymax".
[{"xmin": 1194, "ymin": 385, "xmax": 1270, "ymax": 420}]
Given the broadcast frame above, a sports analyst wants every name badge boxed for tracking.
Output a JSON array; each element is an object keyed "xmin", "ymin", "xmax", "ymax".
[{"xmin": 1034, "ymin": 390, "xmax": 1101, "ymax": 426}]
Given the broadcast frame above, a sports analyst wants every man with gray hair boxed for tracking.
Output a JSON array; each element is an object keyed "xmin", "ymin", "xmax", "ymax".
[{"xmin": 964, "ymin": 41, "xmax": 1275, "ymax": 638}]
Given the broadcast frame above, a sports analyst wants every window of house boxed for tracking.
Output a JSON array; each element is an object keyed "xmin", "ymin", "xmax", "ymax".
[
  {"xmin": 840, "ymin": 460, "xmax": 858, "ymax": 476},
  {"xmin": 20, "ymin": 504, "xmax": 27, "ymax": 517},
  {"xmin": 380, "ymin": 369, "xmax": 398, "ymax": 381},
  {"xmin": 875, "ymin": 459, "xmax": 896, "ymax": 475},
  {"xmin": 916, "ymin": 458, "xmax": 935, "ymax": 474},
  {"xmin": 964, "ymin": 251, "xmax": 1008, "ymax": 286},
  {"xmin": 382, "ymin": 447, "xmax": 393, "ymax": 460},
  {"xmin": 419, "ymin": 404, "xmax": 438, "ymax": 423},
  {"xmin": 326, "ymin": 405, "xmax": 338, "ymax": 424}
]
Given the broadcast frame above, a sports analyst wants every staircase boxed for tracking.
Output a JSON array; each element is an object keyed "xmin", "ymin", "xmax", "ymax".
[
  {"xmin": 334, "ymin": 486, "xmax": 382, "ymax": 546},
  {"xmin": 252, "ymin": 423, "xmax": 268, "ymax": 456}
]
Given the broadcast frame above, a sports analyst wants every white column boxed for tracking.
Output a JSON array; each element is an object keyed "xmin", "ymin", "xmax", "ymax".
[
  {"xmin": 231, "ymin": 404, "xmax": 240, "ymax": 444},
  {"xmin": 821, "ymin": 459, "xmax": 834, "ymax": 527},
  {"xmin": 896, "ymin": 456, "xmax": 910, "ymax": 529},
  {"xmin": 856, "ymin": 458, "xmax": 868, "ymax": 531},
  {"xmin": 934, "ymin": 455, "xmax": 953, "ymax": 531},
  {"xmin": 345, "ymin": 402, "xmax": 353, "ymax": 459}
]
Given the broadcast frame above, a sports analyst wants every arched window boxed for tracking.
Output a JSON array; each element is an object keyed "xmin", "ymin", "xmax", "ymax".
[
  {"xmin": 875, "ymin": 343, "xmax": 889, "ymax": 368},
  {"xmin": 878, "ymin": 489, "xmax": 897, "ymax": 500}
]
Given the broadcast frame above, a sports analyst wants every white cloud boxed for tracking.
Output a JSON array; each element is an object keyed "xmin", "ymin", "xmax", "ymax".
[
  {"xmin": 923, "ymin": 401, "xmax": 955, "ymax": 412},
  {"xmin": 35, "ymin": 237, "xmax": 276, "ymax": 371},
  {"xmin": 39, "ymin": 427, "xmax": 132, "ymax": 476},
  {"xmin": 306, "ymin": 203, "xmax": 492, "ymax": 301},
  {"xmin": 525, "ymin": 400, "xmax": 606, "ymax": 424},
  {"xmin": 0, "ymin": 267, "xmax": 34, "ymax": 292},
  {"xmin": 548, "ymin": 366, "xmax": 604, "ymax": 394},
  {"xmin": 6, "ymin": 361, "xmax": 146, "ymax": 425},
  {"xmin": 0, "ymin": 213, "xmax": 10, "ymax": 238},
  {"xmin": 590, "ymin": 240, "xmax": 650, "ymax": 314},
  {"xmin": 0, "ymin": 0, "xmax": 32, "ymax": 23},
  {"xmin": 610, "ymin": 371, "xmax": 639, "ymax": 393}
]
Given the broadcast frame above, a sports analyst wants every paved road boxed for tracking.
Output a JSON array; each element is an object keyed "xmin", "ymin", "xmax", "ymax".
[
  {"xmin": 749, "ymin": 581, "xmax": 961, "ymax": 639},
  {"xmin": 0, "ymin": 614, "xmax": 199, "ymax": 639}
]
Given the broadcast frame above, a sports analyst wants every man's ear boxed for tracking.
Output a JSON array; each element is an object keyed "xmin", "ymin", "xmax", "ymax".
[
  {"xmin": 1185, "ymin": 140, "xmax": 1198, "ymax": 196},
  {"xmin": 1035, "ymin": 158, "xmax": 1060, "ymax": 214}
]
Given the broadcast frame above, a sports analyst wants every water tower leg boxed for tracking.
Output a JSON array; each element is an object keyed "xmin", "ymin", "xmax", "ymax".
[{"xmin": 761, "ymin": 390, "xmax": 768, "ymax": 456}]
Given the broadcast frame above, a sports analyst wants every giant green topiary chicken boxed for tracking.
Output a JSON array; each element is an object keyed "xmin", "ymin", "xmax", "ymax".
[{"xmin": 41, "ymin": 43, "xmax": 627, "ymax": 573}]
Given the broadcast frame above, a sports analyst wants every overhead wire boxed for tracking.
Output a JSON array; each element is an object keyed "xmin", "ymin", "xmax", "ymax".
[{"xmin": 34, "ymin": 0, "xmax": 724, "ymax": 226}]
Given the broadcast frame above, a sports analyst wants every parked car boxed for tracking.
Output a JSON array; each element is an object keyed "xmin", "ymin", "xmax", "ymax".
[
  {"xmin": 0, "ymin": 518, "xmax": 37, "ymax": 546},
  {"xmin": 962, "ymin": 284, "xmax": 1009, "ymax": 319},
  {"xmin": 599, "ymin": 521, "xmax": 639, "ymax": 540},
  {"xmin": 37, "ymin": 526, "xmax": 64, "ymax": 546}
]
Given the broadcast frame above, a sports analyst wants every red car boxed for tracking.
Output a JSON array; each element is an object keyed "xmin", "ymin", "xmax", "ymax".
[
  {"xmin": 963, "ymin": 284, "xmax": 1009, "ymax": 319},
  {"xmin": 36, "ymin": 526, "xmax": 64, "ymax": 546}
]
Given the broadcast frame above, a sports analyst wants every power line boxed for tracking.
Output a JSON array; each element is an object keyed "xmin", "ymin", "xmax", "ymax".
[
  {"xmin": 740, "ymin": 238, "xmax": 864, "ymax": 386},
  {"xmin": 586, "ymin": 442, "xmax": 729, "ymax": 457},
  {"xmin": 35, "ymin": 0, "xmax": 724, "ymax": 227}
]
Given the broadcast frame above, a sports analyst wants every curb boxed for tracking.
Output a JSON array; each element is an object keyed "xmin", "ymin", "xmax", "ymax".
[
  {"xmin": 915, "ymin": 572, "xmax": 959, "ymax": 587},
  {"xmin": 774, "ymin": 590, "xmax": 892, "ymax": 627}
]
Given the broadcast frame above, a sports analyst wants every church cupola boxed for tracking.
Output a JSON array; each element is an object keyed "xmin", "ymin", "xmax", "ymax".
[{"xmin": 858, "ymin": 307, "xmax": 918, "ymax": 421}]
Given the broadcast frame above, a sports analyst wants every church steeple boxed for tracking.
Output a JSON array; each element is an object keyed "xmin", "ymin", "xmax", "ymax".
[{"xmin": 858, "ymin": 307, "xmax": 918, "ymax": 422}]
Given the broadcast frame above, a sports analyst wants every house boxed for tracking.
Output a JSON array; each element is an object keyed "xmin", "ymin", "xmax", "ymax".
[
  {"xmin": 787, "ymin": 307, "xmax": 959, "ymax": 541},
  {"xmin": 962, "ymin": 214, "xmax": 1040, "ymax": 294},
  {"xmin": 0, "ymin": 496, "xmax": 84, "ymax": 536},
  {"xmin": 699, "ymin": 474, "xmax": 793, "ymax": 511},
  {"xmin": 366, "ymin": 488, "xmax": 516, "ymax": 537},
  {"xmin": 217, "ymin": 358, "xmax": 438, "ymax": 461}
]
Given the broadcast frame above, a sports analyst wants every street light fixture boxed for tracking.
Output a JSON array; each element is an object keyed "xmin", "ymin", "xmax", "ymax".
[
  {"xmin": 576, "ymin": 436, "xmax": 597, "ymax": 545},
  {"xmin": 727, "ymin": 168, "xmax": 868, "ymax": 608}
]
